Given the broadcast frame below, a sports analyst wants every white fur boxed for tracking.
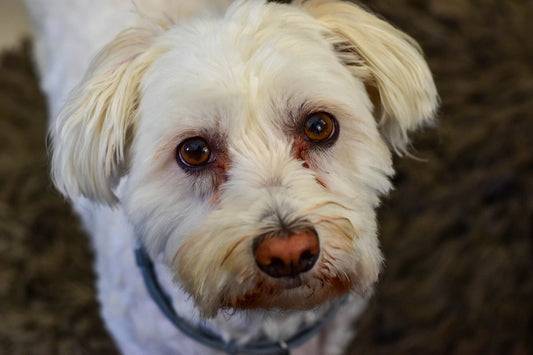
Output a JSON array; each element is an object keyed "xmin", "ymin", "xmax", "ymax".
[{"xmin": 25, "ymin": 0, "xmax": 438, "ymax": 353}]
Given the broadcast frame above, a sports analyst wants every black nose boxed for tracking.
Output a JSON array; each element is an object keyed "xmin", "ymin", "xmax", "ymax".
[{"xmin": 253, "ymin": 228, "xmax": 320, "ymax": 278}]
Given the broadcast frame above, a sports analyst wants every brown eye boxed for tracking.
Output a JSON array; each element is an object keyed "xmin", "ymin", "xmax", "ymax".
[
  {"xmin": 303, "ymin": 112, "xmax": 338, "ymax": 143},
  {"xmin": 177, "ymin": 137, "xmax": 212, "ymax": 167}
]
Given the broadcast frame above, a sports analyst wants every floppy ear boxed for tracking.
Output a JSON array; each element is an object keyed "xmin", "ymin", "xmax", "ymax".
[
  {"xmin": 50, "ymin": 25, "xmax": 167, "ymax": 205},
  {"xmin": 299, "ymin": 0, "xmax": 439, "ymax": 153}
]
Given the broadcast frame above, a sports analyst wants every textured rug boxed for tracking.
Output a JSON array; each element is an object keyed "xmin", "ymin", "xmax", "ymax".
[{"xmin": 0, "ymin": 1, "xmax": 532, "ymax": 354}]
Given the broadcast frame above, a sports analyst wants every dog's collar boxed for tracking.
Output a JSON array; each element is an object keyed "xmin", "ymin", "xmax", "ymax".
[{"xmin": 134, "ymin": 245, "xmax": 346, "ymax": 355}]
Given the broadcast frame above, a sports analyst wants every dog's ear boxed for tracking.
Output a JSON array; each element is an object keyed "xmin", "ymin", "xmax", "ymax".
[
  {"xmin": 51, "ymin": 25, "xmax": 167, "ymax": 205},
  {"xmin": 298, "ymin": 0, "xmax": 438, "ymax": 153}
]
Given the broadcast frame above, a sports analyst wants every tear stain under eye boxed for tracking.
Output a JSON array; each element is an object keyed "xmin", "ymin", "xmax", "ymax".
[
  {"xmin": 205, "ymin": 168, "xmax": 229, "ymax": 207},
  {"xmin": 293, "ymin": 136, "xmax": 310, "ymax": 163},
  {"xmin": 292, "ymin": 137, "xmax": 329, "ymax": 190}
]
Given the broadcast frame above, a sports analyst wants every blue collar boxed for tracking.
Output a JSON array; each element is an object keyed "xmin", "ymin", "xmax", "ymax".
[{"xmin": 134, "ymin": 245, "xmax": 346, "ymax": 355}]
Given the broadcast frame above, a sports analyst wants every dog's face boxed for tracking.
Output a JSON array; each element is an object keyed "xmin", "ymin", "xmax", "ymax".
[{"xmin": 51, "ymin": 0, "xmax": 437, "ymax": 317}]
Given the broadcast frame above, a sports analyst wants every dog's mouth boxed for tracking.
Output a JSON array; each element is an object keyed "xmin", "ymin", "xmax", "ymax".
[
  {"xmin": 278, "ymin": 276, "xmax": 303, "ymax": 290},
  {"xmin": 218, "ymin": 269, "xmax": 353, "ymax": 312}
]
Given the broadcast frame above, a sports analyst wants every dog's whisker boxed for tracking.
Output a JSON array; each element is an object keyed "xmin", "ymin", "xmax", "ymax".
[
  {"xmin": 297, "ymin": 200, "xmax": 353, "ymax": 215},
  {"xmin": 239, "ymin": 271, "xmax": 255, "ymax": 285},
  {"xmin": 220, "ymin": 234, "xmax": 250, "ymax": 267},
  {"xmin": 306, "ymin": 213, "xmax": 358, "ymax": 241}
]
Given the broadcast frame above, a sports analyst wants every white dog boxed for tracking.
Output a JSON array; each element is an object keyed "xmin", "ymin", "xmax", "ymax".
[{"xmin": 24, "ymin": 0, "xmax": 438, "ymax": 354}]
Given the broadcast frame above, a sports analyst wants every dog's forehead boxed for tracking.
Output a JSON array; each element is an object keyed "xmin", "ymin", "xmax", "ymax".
[{"xmin": 139, "ymin": 4, "xmax": 359, "ymax": 138}]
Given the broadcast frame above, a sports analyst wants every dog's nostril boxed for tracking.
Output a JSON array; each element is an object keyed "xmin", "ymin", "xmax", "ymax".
[
  {"xmin": 254, "ymin": 228, "xmax": 320, "ymax": 278},
  {"xmin": 300, "ymin": 250, "xmax": 316, "ymax": 267},
  {"xmin": 269, "ymin": 258, "xmax": 284, "ymax": 268}
]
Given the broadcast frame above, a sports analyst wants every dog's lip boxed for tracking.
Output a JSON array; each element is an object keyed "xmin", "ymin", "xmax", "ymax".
[{"xmin": 278, "ymin": 276, "xmax": 303, "ymax": 289}]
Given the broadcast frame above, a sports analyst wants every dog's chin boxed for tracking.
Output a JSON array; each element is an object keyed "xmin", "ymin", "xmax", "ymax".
[{"xmin": 219, "ymin": 274, "xmax": 353, "ymax": 312}]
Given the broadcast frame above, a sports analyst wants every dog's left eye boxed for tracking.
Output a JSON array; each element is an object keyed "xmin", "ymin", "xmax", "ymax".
[
  {"xmin": 177, "ymin": 137, "xmax": 212, "ymax": 168},
  {"xmin": 303, "ymin": 112, "xmax": 338, "ymax": 143}
]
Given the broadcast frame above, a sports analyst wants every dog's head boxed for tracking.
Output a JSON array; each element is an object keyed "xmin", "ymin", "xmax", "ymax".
[{"xmin": 51, "ymin": 0, "xmax": 438, "ymax": 317}]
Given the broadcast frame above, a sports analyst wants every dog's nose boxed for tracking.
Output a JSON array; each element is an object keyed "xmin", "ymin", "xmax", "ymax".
[{"xmin": 254, "ymin": 229, "xmax": 319, "ymax": 278}]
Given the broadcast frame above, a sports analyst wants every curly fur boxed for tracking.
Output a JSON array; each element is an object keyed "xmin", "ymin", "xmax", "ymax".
[{"xmin": 25, "ymin": 0, "xmax": 437, "ymax": 353}]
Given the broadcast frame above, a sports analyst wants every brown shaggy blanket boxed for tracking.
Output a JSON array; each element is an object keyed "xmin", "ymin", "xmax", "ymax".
[{"xmin": 1, "ymin": 1, "xmax": 532, "ymax": 354}]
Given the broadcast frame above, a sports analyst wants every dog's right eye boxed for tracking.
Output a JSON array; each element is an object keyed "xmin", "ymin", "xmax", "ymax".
[{"xmin": 177, "ymin": 137, "xmax": 212, "ymax": 168}]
